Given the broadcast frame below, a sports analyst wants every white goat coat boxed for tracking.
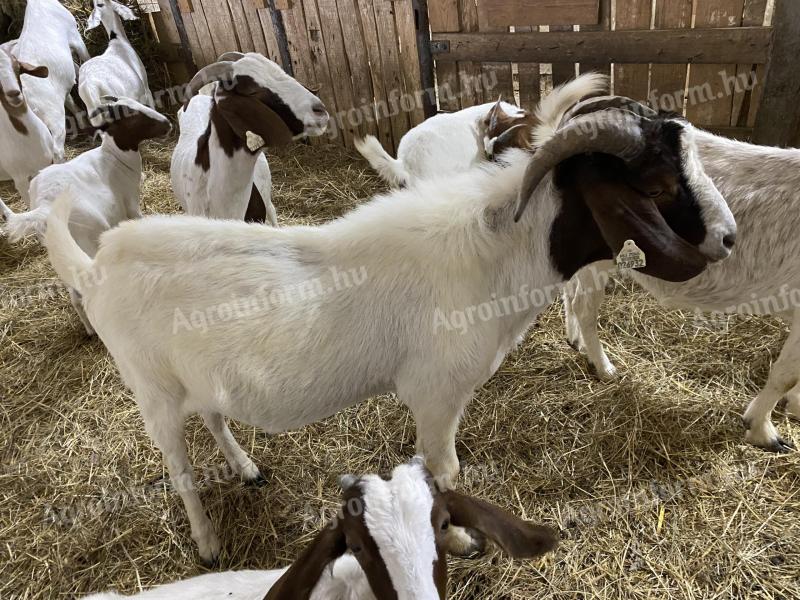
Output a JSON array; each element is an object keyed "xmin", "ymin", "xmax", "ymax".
[
  {"xmin": 82, "ymin": 555, "xmax": 375, "ymax": 600},
  {"xmin": 16, "ymin": 0, "xmax": 89, "ymax": 159}
]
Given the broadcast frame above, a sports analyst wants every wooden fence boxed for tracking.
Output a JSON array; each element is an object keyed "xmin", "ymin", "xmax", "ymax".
[{"xmin": 145, "ymin": 0, "xmax": 800, "ymax": 148}]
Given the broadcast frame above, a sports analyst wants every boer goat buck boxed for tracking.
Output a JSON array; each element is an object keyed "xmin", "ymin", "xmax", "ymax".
[
  {"xmin": 45, "ymin": 81, "xmax": 734, "ymax": 563},
  {"xmin": 561, "ymin": 96, "xmax": 800, "ymax": 453},
  {"xmin": 171, "ymin": 52, "xmax": 329, "ymax": 224},
  {"xmin": 83, "ymin": 459, "xmax": 558, "ymax": 598}
]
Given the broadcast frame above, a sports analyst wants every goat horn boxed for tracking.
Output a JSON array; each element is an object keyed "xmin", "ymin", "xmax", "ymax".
[
  {"xmin": 562, "ymin": 95, "xmax": 658, "ymax": 125},
  {"xmin": 183, "ymin": 61, "xmax": 236, "ymax": 107},
  {"xmin": 217, "ymin": 51, "xmax": 245, "ymax": 62},
  {"xmin": 490, "ymin": 123, "xmax": 528, "ymax": 154},
  {"xmin": 514, "ymin": 110, "xmax": 646, "ymax": 222}
]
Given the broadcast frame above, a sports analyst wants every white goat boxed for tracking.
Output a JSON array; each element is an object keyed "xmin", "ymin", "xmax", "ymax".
[
  {"xmin": 0, "ymin": 45, "xmax": 54, "ymax": 205},
  {"xmin": 45, "ymin": 85, "xmax": 734, "ymax": 563},
  {"xmin": 171, "ymin": 52, "xmax": 328, "ymax": 224},
  {"xmin": 82, "ymin": 459, "xmax": 557, "ymax": 598},
  {"xmin": 559, "ymin": 96, "xmax": 800, "ymax": 453},
  {"xmin": 354, "ymin": 73, "xmax": 607, "ymax": 188},
  {"xmin": 15, "ymin": 0, "xmax": 90, "ymax": 161},
  {"xmin": 1, "ymin": 97, "xmax": 170, "ymax": 334},
  {"xmin": 79, "ymin": 0, "xmax": 155, "ymax": 125}
]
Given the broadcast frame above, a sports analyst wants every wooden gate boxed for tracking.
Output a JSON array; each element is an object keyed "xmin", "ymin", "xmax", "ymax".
[{"xmin": 426, "ymin": 0, "xmax": 800, "ymax": 147}]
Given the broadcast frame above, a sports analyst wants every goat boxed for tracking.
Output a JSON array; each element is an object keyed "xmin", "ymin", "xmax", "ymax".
[
  {"xmin": 14, "ymin": 0, "xmax": 90, "ymax": 161},
  {"xmin": 45, "ymin": 82, "xmax": 735, "ymax": 563},
  {"xmin": 82, "ymin": 459, "xmax": 557, "ymax": 598},
  {"xmin": 79, "ymin": 0, "xmax": 155, "ymax": 125},
  {"xmin": 171, "ymin": 52, "xmax": 329, "ymax": 224},
  {"xmin": 1, "ymin": 97, "xmax": 170, "ymax": 335},
  {"xmin": 354, "ymin": 73, "xmax": 606, "ymax": 188},
  {"xmin": 0, "ymin": 45, "xmax": 54, "ymax": 205},
  {"xmin": 560, "ymin": 95, "xmax": 800, "ymax": 454}
]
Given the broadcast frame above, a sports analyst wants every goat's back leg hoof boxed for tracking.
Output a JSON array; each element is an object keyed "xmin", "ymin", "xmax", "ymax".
[
  {"xmin": 243, "ymin": 467, "xmax": 268, "ymax": 488},
  {"xmin": 445, "ymin": 526, "xmax": 485, "ymax": 557},
  {"xmin": 195, "ymin": 529, "xmax": 222, "ymax": 568},
  {"xmin": 782, "ymin": 392, "xmax": 800, "ymax": 421},
  {"xmin": 743, "ymin": 419, "xmax": 795, "ymax": 453}
]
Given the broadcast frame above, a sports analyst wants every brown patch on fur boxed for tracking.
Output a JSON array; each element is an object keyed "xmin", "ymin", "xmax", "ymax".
[{"xmin": 484, "ymin": 101, "xmax": 538, "ymax": 155}]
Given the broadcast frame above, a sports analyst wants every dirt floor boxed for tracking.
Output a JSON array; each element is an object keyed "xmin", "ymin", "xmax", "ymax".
[{"xmin": 1, "ymin": 136, "xmax": 799, "ymax": 599}]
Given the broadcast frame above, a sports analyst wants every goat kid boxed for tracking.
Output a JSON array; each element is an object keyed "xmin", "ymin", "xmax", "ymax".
[
  {"xmin": 171, "ymin": 52, "xmax": 328, "ymax": 223},
  {"xmin": 354, "ymin": 73, "xmax": 606, "ymax": 188},
  {"xmin": 0, "ymin": 46, "xmax": 54, "ymax": 205},
  {"xmin": 83, "ymin": 459, "xmax": 558, "ymax": 599},
  {"xmin": 80, "ymin": 0, "xmax": 155, "ymax": 124},
  {"xmin": 15, "ymin": 0, "xmax": 90, "ymax": 160},
  {"xmin": 561, "ymin": 97, "xmax": 800, "ymax": 453},
  {"xmin": 46, "ymin": 98, "xmax": 733, "ymax": 564},
  {"xmin": 1, "ymin": 97, "xmax": 170, "ymax": 334}
]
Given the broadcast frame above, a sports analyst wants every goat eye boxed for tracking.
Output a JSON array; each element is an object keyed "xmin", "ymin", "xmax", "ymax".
[
  {"xmin": 350, "ymin": 544, "xmax": 362, "ymax": 553},
  {"xmin": 441, "ymin": 519, "xmax": 450, "ymax": 531},
  {"xmin": 647, "ymin": 189, "xmax": 664, "ymax": 198}
]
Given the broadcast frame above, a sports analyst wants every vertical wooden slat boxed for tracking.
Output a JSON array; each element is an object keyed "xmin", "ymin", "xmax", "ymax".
[
  {"xmin": 457, "ymin": 0, "xmax": 482, "ymax": 107},
  {"xmin": 515, "ymin": 26, "xmax": 540, "ymax": 111},
  {"xmin": 686, "ymin": 0, "xmax": 745, "ymax": 127},
  {"xmin": 649, "ymin": 0, "xmax": 692, "ymax": 112},
  {"xmin": 393, "ymin": 0, "xmax": 426, "ymax": 126},
  {"xmin": 257, "ymin": 8, "xmax": 282, "ymax": 64},
  {"xmin": 195, "ymin": 0, "xmax": 238, "ymax": 54},
  {"xmin": 240, "ymin": 0, "xmax": 270, "ymax": 56},
  {"xmin": 550, "ymin": 25, "xmax": 576, "ymax": 86},
  {"xmin": 613, "ymin": 0, "xmax": 651, "ymax": 101},
  {"xmin": 374, "ymin": 0, "xmax": 412, "ymax": 147},
  {"xmin": 428, "ymin": 0, "xmax": 461, "ymax": 111},
  {"xmin": 579, "ymin": 0, "xmax": 611, "ymax": 77},
  {"xmin": 336, "ymin": 0, "xmax": 378, "ymax": 137},
  {"xmin": 185, "ymin": 5, "xmax": 216, "ymax": 65},
  {"xmin": 731, "ymin": 0, "xmax": 768, "ymax": 127},
  {"xmin": 226, "ymin": 0, "xmax": 255, "ymax": 52},
  {"xmin": 357, "ymin": 0, "xmax": 395, "ymax": 150},
  {"xmin": 478, "ymin": 3, "xmax": 513, "ymax": 102}
]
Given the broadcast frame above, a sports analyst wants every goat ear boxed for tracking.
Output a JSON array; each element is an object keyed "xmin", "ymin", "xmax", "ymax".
[
  {"xmin": 442, "ymin": 490, "xmax": 558, "ymax": 559},
  {"xmin": 216, "ymin": 93, "xmax": 295, "ymax": 150},
  {"xmin": 112, "ymin": 1, "xmax": 138, "ymax": 20},
  {"xmin": 18, "ymin": 62, "xmax": 48, "ymax": 79},
  {"xmin": 264, "ymin": 520, "xmax": 348, "ymax": 600},
  {"xmin": 86, "ymin": 8, "xmax": 102, "ymax": 30}
]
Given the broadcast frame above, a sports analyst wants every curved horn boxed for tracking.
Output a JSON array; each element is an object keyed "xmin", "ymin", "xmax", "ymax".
[
  {"xmin": 514, "ymin": 110, "xmax": 646, "ymax": 222},
  {"xmin": 183, "ymin": 61, "xmax": 236, "ymax": 106},
  {"xmin": 217, "ymin": 51, "xmax": 245, "ymax": 62},
  {"xmin": 563, "ymin": 95, "xmax": 658, "ymax": 125},
  {"xmin": 489, "ymin": 123, "xmax": 529, "ymax": 156}
]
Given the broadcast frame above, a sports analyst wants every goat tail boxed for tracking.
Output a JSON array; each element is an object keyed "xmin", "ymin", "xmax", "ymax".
[
  {"xmin": 533, "ymin": 72, "xmax": 609, "ymax": 146},
  {"xmin": 354, "ymin": 135, "xmax": 409, "ymax": 188},
  {"xmin": 0, "ymin": 198, "xmax": 49, "ymax": 244},
  {"xmin": 45, "ymin": 191, "xmax": 93, "ymax": 294}
]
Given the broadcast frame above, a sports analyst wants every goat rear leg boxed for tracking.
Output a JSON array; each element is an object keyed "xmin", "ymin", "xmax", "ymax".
[
  {"xmin": 743, "ymin": 312, "xmax": 800, "ymax": 452},
  {"xmin": 142, "ymin": 397, "xmax": 221, "ymax": 565},
  {"xmin": 68, "ymin": 287, "xmax": 95, "ymax": 337},
  {"xmin": 782, "ymin": 381, "xmax": 800, "ymax": 420},
  {"xmin": 202, "ymin": 412, "xmax": 265, "ymax": 486}
]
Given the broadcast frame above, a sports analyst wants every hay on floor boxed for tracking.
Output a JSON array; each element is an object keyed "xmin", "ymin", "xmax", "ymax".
[{"xmin": 1, "ymin": 137, "xmax": 798, "ymax": 599}]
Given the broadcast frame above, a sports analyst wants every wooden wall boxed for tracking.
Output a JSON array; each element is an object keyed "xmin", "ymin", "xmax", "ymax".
[{"xmin": 150, "ymin": 0, "xmax": 424, "ymax": 150}]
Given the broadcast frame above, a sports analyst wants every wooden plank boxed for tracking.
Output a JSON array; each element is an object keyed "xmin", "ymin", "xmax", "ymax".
[
  {"xmin": 550, "ymin": 25, "xmax": 576, "ymax": 87},
  {"xmin": 477, "ymin": 3, "xmax": 514, "ymax": 103},
  {"xmin": 477, "ymin": 0, "xmax": 599, "ymax": 27},
  {"xmin": 374, "ymin": 0, "xmax": 412, "ymax": 146},
  {"xmin": 686, "ymin": 0, "xmax": 746, "ymax": 127},
  {"xmin": 731, "ymin": 0, "xmax": 768, "ymax": 127},
  {"xmin": 177, "ymin": 0, "xmax": 193, "ymax": 12},
  {"xmin": 649, "ymin": 0, "xmax": 692, "ymax": 112},
  {"xmin": 160, "ymin": 0, "xmax": 197, "ymax": 76},
  {"xmin": 393, "ymin": 0, "xmax": 426, "ymax": 126},
  {"xmin": 613, "ymin": 0, "xmax": 651, "ymax": 102},
  {"xmin": 278, "ymin": 1, "xmax": 313, "ymax": 80},
  {"xmin": 515, "ymin": 26, "xmax": 540, "ymax": 111},
  {"xmin": 357, "ymin": 0, "xmax": 395, "ymax": 149},
  {"xmin": 457, "ymin": 0, "xmax": 482, "ymax": 107},
  {"xmin": 257, "ymin": 8, "xmax": 283, "ymax": 64},
  {"xmin": 428, "ymin": 0, "xmax": 461, "ymax": 111},
  {"xmin": 335, "ymin": 0, "xmax": 378, "ymax": 137},
  {"xmin": 579, "ymin": 0, "xmax": 610, "ymax": 76},
  {"xmin": 753, "ymin": 0, "xmax": 800, "ymax": 146},
  {"xmin": 430, "ymin": 28, "xmax": 773, "ymax": 64},
  {"xmin": 226, "ymin": 0, "xmax": 255, "ymax": 52},
  {"xmin": 195, "ymin": 0, "xmax": 239, "ymax": 54},
  {"xmin": 414, "ymin": 0, "xmax": 437, "ymax": 117},
  {"xmin": 240, "ymin": 0, "xmax": 270, "ymax": 55},
  {"xmin": 185, "ymin": 5, "xmax": 216, "ymax": 65}
]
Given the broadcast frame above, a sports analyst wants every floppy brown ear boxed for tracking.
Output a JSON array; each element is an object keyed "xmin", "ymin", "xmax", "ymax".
[
  {"xmin": 264, "ymin": 520, "xmax": 348, "ymax": 600},
  {"xmin": 18, "ymin": 62, "xmax": 48, "ymax": 79},
  {"xmin": 217, "ymin": 93, "xmax": 295, "ymax": 150},
  {"xmin": 578, "ymin": 178, "xmax": 708, "ymax": 282},
  {"xmin": 442, "ymin": 490, "xmax": 558, "ymax": 559}
]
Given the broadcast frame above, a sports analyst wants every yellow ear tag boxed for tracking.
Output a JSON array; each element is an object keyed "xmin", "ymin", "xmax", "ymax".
[
  {"xmin": 616, "ymin": 239, "xmax": 647, "ymax": 269},
  {"xmin": 246, "ymin": 131, "xmax": 266, "ymax": 152}
]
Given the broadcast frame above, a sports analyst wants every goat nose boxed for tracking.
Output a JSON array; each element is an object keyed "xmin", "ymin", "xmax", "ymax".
[
  {"xmin": 722, "ymin": 232, "xmax": 736, "ymax": 250},
  {"xmin": 312, "ymin": 102, "xmax": 327, "ymax": 117}
]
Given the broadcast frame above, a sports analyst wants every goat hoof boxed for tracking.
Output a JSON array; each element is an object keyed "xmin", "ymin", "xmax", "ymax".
[
  {"xmin": 745, "ymin": 421, "xmax": 795, "ymax": 453},
  {"xmin": 244, "ymin": 471, "xmax": 268, "ymax": 488},
  {"xmin": 741, "ymin": 416, "xmax": 752, "ymax": 430},
  {"xmin": 770, "ymin": 436, "xmax": 796, "ymax": 453},
  {"xmin": 199, "ymin": 555, "xmax": 219, "ymax": 569},
  {"xmin": 566, "ymin": 337, "xmax": 580, "ymax": 352}
]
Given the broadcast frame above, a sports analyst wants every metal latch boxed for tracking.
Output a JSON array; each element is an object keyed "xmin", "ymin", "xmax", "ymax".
[{"xmin": 430, "ymin": 40, "xmax": 450, "ymax": 54}]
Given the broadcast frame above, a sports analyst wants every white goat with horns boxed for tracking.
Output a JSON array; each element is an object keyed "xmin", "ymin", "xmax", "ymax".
[
  {"xmin": 83, "ymin": 459, "xmax": 558, "ymax": 599},
  {"xmin": 45, "ymin": 79, "xmax": 734, "ymax": 564},
  {"xmin": 171, "ymin": 52, "xmax": 329, "ymax": 225},
  {"xmin": 79, "ymin": 0, "xmax": 155, "ymax": 124},
  {"xmin": 560, "ymin": 93, "xmax": 800, "ymax": 454}
]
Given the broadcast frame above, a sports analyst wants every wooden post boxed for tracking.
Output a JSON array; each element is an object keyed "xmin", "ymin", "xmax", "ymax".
[
  {"xmin": 753, "ymin": 0, "xmax": 800, "ymax": 147},
  {"xmin": 167, "ymin": 0, "xmax": 198, "ymax": 73},
  {"xmin": 266, "ymin": 0, "xmax": 294, "ymax": 76},
  {"xmin": 414, "ymin": 0, "xmax": 436, "ymax": 118}
]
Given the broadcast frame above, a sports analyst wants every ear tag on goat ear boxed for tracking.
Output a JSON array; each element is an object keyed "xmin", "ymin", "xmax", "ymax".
[
  {"xmin": 246, "ymin": 131, "xmax": 266, "ymax": 152},
  {"xmin": 616, "ymin": 239, "xmax": 646, "ymax": 270}
]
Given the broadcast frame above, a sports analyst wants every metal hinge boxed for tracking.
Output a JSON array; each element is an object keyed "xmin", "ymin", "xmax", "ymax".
[{"xmin": 430, "ymin": 40, "xmax": 450, "ymax": 54}]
